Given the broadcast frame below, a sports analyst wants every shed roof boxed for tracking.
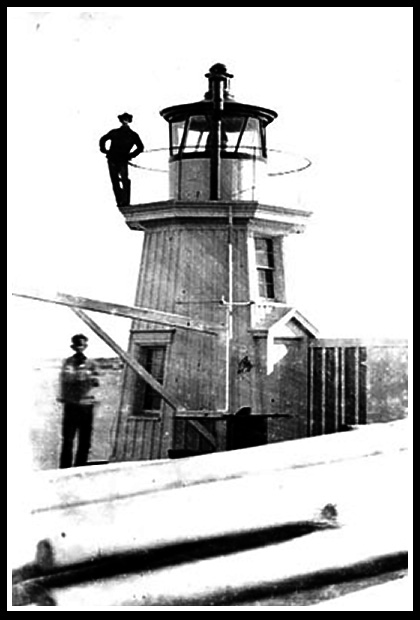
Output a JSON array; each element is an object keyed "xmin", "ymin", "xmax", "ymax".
[{"xmin": 253, "ymin": 305, "xmax": 319, "ymax": 338}]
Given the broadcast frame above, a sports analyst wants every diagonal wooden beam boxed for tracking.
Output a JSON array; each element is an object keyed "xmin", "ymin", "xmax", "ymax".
[
  {"xmin": 71, "ymin": 307, "xmax": 184, "ymax": 412},
  {"xmin": 13, "ymin": 289, "xmax": 223, "ymax": 336},
  {"xmin": 187, "ymin": 420, "xmax": 217, "ymax": 448}
]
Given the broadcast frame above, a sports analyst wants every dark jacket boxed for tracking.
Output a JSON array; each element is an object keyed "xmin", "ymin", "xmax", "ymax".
[
  {"xmin": 99, "ymin": 125, "xmax": 144, "ymax": 163},
  {"xmin": 59, "ymin": 354, "xmax": 100, "ymax": 405}
]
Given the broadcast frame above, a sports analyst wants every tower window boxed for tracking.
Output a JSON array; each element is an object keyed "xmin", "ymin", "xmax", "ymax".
[
  {"xmin": 169, "ymin": 115, "xmax": 265, "ymax": 158},
  {"xmin": 133, "ymin": 346, "xmax": 166, "ymax": 412},
  {"xmin": 255, "ymin": 237, "xmax": 275, "ymax": 299}
]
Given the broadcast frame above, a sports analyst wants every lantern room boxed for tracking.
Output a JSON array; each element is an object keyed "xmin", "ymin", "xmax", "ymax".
[{"xmin": 160, "ymin": 63, "xmax": 278, "ymax": 201}]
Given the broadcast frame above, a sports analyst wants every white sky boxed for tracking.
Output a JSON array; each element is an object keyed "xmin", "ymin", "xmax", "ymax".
[{"xmin": 8, "ymin": 7, "xmax": 413, "ymax": 360}]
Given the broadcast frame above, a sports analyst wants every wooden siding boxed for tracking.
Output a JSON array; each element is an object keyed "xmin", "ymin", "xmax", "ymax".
[
  {"xmin": 117, "ymin": 417, "xmax": 162, "ymax": 461},
  {"xmin": 308, "ymin": 345, "xmax": 368, "ymax": 436},
  {"xmin": 132, "ymin": 224, "xmax": 260, "ymax": 415},
  {"xmin": 112, "ymin": 329, "xmax": 404, "ymax": 460},
  {"xmin": 115, "ymin": 217, "xmax": 297, "ymax": 460}
]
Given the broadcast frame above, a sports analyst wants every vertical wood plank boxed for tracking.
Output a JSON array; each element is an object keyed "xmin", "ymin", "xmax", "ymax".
[
  {"xmin": 307, "ymin": 346, "xmax": 314, "ymax": 436},
  {"xmin": 320, "ymin": 347, "xmax": 326, "ymax": 434},
  {"xmin": 354, "ymin": 346, "xmax": 360, "ymax": 424},
  {"xmin": 113, "ymin": 372, "xmax": 128, "ymax": 460},
  {"xmin": 169, "ymin": 228, "xmax": 182, "ymax": 314},
  {"xmin": 215, "ymin": 418, "xmax": 227, "ymax": 452},
  {"xmin": 140, "ymin": 231, "xmax": 158, "ymax": 310},
  {"xmin": 135, "ymin": 233, "xmax": 149, "ymax": 307},
  {"xmin": 130, "ymin": 418, "xmax": 139, "ymax": 459},
  {"xmin": 152, "ymin": 420, "xmax": 161, "ymax": 460},
  {"xmin": 325, "ymin": 348, "xmax": 336, "ymax": 434},
  {"xmin": 152, "ymin": 230, "xmax": 164, "ymax": 312},
  {"xmin": 141, "ymin": 419, "xmax": 153, "ymax": 460},
  {"xmin": 125, "ymin": 418, "xmax": 133, "ymax": 460},
  {"xmin": 134, "ymin": 418, "xmax": 144, "ymax": 460},
  {"xmin": 344, "ymin": 348, "xmax": 357, "ymax": 425},
  {"xmin": 148, "ymin": 419, "xmax": 155, "ymax": 459},
  {"xmin": 340, "ymin": 347, "xmax": 345, "ymax": 429},
  {"xmin": 312, "ymin": 348, "xmax": 323, "ymax": 436},
  {"xmin": 159, "ymin": 404, "xmax": 175, "ymax": 459},
  {"xmin": 162, "ymin": 227, "xmax": 174, "ymax": 313},
  {"xmin": 122, "ymin": 420, "xmax": 131, "ymax": 460},
  {"xmin": 334, "ymin": 347, "xmax": 341, "ymax": 431},
  {"xmin": 358, "ymin": 347, "xmax": 368, "ymax": 424}
]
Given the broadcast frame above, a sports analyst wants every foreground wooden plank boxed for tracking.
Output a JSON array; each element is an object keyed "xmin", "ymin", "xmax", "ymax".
[
  {"xmin": 27, "ymin": 526, "xmax": 408, "ymax": 606},
  {"xmin": 29, "ymin": 448, "xmax": 407, "ymax": 571},
  {"xmin": 30, "ymin": 420, "xmax": 407, "ymax": 515},
  {"xmin": 12, "ymin": 421, "xmax": 410, "ymax": 607},
  {"xmin": 306, "ymin": 577, "xmax": 411, "ymax": 610},
  {"xmin": 234, "ymin": 569, "xmax": 408, "ymax": 607}
]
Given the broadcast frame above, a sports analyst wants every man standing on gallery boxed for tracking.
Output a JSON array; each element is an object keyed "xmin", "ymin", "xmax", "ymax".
[
  {"xmin": 58, "ymin": 334, "xmax": 100, "ymax": 468},
  {"xmin": 99, "ymin": 112, "xmax": 145, "ymax": 207}
]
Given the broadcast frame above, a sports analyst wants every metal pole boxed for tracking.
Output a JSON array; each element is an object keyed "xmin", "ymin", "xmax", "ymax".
[
  {"xmin": 209, "ymin": 75, "xmax": 224, "ymax": 200},
  {"xmin": 206, "ymin": 66, "xmax": 230, "ymax": 409},
  {"xmin": 224, "ymin": 202, "xmax": 234, "ymax": 413}
]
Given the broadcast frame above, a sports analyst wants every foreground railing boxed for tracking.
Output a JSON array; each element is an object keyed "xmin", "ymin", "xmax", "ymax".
[{"xmin": 126, "ymin": 146, "xmax": 312, "ymax": 206}]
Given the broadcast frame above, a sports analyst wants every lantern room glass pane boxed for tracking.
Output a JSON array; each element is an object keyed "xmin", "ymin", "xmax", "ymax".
[
  {"xmin": 222, "ymin": 117, "xmax": 245, "ymax": 153},
  {"xmin": 239, "ymin": 118, "xmax": 262, "ymax": 156},
  {"xmin": 170, "ymin": 121, "xmax": 186, "ymax": 154},
  {"xmin": 171, "ymin": 115, "xmax": 264, "ymax": 158},
  {"xmin": 225, "ymin": 117, "xmax": 263, "ymax": 156},
  {"xmin": 184, "ymin": 115, "xmax": 210, "ymax": 153}
]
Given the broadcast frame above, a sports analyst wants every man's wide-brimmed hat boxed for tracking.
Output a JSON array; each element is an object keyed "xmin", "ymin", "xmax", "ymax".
[
  {"xmin": 118, "ymin": 112, "xmax": 133, "ymax": 123},
  {"xmin": 71, "ymin": 334, "xmax": 88, "ymax": 349}
]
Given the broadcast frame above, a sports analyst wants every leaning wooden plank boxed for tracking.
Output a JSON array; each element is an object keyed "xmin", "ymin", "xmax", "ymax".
[
  {"xmin": 30, "ymin": 449, "xmax": 407, "ymax": 571},
  {"xmin": 12, "ymin": 289, "xmax": 223, "ymax": 335},
  {"xmin": 71, "ymin": 307, "xmax": 183, "ymax": 411},
  {"xmin": 26, "ymin": 525, "xmax": 408, "ymax": 607},
  {"xmin": 30, "ymin": 420, "xmax": 407, "ymax": 514}
]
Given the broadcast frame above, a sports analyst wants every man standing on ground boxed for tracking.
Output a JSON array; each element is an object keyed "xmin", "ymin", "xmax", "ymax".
[
  {"xmin": 99, "ymin": 112, "xmax": 145, "ymax": 207},
  {"xmin": 58, "ymin": 334, "xmax": 100, "ymax": 468}
]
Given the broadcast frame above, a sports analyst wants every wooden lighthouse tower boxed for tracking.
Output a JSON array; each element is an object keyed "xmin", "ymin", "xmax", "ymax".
[{"xmin": 113, "ymin": 64, "xmax": 318, "ymax": 461}]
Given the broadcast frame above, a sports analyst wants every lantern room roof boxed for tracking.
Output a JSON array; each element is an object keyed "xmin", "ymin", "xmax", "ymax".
[
  {"xmin": 160, "ymin": 99, "xmax": 278, "ymax": 127},
  {"xmin": 160, "ymin": 63, "xmax": 278, "ymax": 127}
]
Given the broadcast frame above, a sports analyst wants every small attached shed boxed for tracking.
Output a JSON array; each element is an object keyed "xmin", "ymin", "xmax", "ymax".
[{"xmin": 251, "ymin": 304, "xmax": 319, "ymax": 444}]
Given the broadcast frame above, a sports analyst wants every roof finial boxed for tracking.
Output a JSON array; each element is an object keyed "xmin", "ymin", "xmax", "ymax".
[
  {"xmin": 206, "ymin": 63, "xmax": 233, "ymax": 78},
  {"xmin": 204, "ymin": 63, "xmax": 234, "ymax": 101}
]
